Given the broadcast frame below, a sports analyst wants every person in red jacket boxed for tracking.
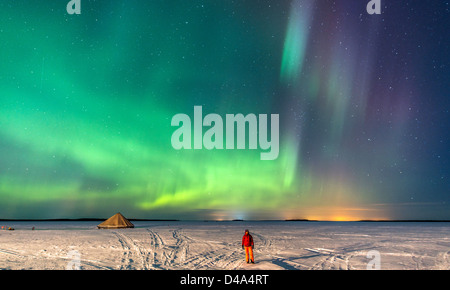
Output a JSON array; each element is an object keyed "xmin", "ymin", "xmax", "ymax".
[{"xmin": 242, "ymin": 229, "xmax": 254, "ymax": 263}]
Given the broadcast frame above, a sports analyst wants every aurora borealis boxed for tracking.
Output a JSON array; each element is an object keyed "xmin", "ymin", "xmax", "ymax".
[{"xmin": 0, "ymin": 1, "xmax": 449, "ymax": 220}]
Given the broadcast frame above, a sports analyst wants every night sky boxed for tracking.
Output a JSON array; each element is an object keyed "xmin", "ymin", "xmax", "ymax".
[{"xmin": 0, "ymin": 0, "xmax": 449, "ymax": 220}]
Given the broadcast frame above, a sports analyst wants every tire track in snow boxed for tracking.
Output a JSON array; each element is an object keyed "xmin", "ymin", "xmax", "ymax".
[
  {"xmin": 305, "ymin": 248, "xmax": 351, "ymax": 270},
  {"xmin": 146, "ymin": 228, "xmax": 168, "ymax": 269},
  {"xmin": 0, "ymin": 248, "xmax": 25, "ymax": 257},
  {"xmin": 112, "ymin": 231, "xmax": 133, "ymax": 269},
  {"xmin": 113, "ymin": 231, "xmax": 150, "ymax": 270},
  {"xmin": 145, "ymin": 228, "xmax": 192, "ymax": 269},
  {"xmin": 161, "ymin": 229, "xmax": 242, "ymax": 270}
]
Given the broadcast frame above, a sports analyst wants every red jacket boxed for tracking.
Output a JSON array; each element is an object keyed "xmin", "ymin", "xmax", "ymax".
[{"xmin": 242, "ymin": 233, "xmax": 254, "ymax": 247}]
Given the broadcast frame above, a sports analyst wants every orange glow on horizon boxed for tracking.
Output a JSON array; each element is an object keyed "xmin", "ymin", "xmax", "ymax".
[{"xmin": 284, "ymin": 206, "xmax": 389, "ymax": 221}]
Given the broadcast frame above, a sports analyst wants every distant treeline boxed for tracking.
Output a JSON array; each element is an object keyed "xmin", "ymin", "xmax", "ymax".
[{"xmin": 0, "ymin": 218, "xmax": 448, "ymax": 222}]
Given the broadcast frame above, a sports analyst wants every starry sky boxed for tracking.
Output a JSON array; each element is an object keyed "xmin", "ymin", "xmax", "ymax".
[{"xmin": 0, "ymin": 0, "xmax": 449, "ymax": 220}]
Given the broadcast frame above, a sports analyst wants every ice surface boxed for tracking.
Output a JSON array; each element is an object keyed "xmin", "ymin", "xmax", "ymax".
[{"xmin": 0, "ymin": 221, "xmax": 448, "ymax": 270}]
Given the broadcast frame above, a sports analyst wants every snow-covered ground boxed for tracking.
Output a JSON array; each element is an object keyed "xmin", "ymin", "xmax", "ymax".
[{"xmin": 0, "ymin": 221, "xmax": 448, "ymax": 270}]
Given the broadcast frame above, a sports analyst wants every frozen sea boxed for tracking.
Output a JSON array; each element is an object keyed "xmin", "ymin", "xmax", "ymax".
[{"xmin": 0, "ymin": 221, "xmax": 448, "ymax": 270}]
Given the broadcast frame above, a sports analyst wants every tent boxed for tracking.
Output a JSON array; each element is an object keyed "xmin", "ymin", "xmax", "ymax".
[{"xmin": 97, "ymin": 212, "xmax": 134, "ymax": 229}]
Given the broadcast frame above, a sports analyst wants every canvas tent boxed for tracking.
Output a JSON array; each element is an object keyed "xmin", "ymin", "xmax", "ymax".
[{"xmin": 97, "ymin": 212, "xmax": 134, "ymax": 229}]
